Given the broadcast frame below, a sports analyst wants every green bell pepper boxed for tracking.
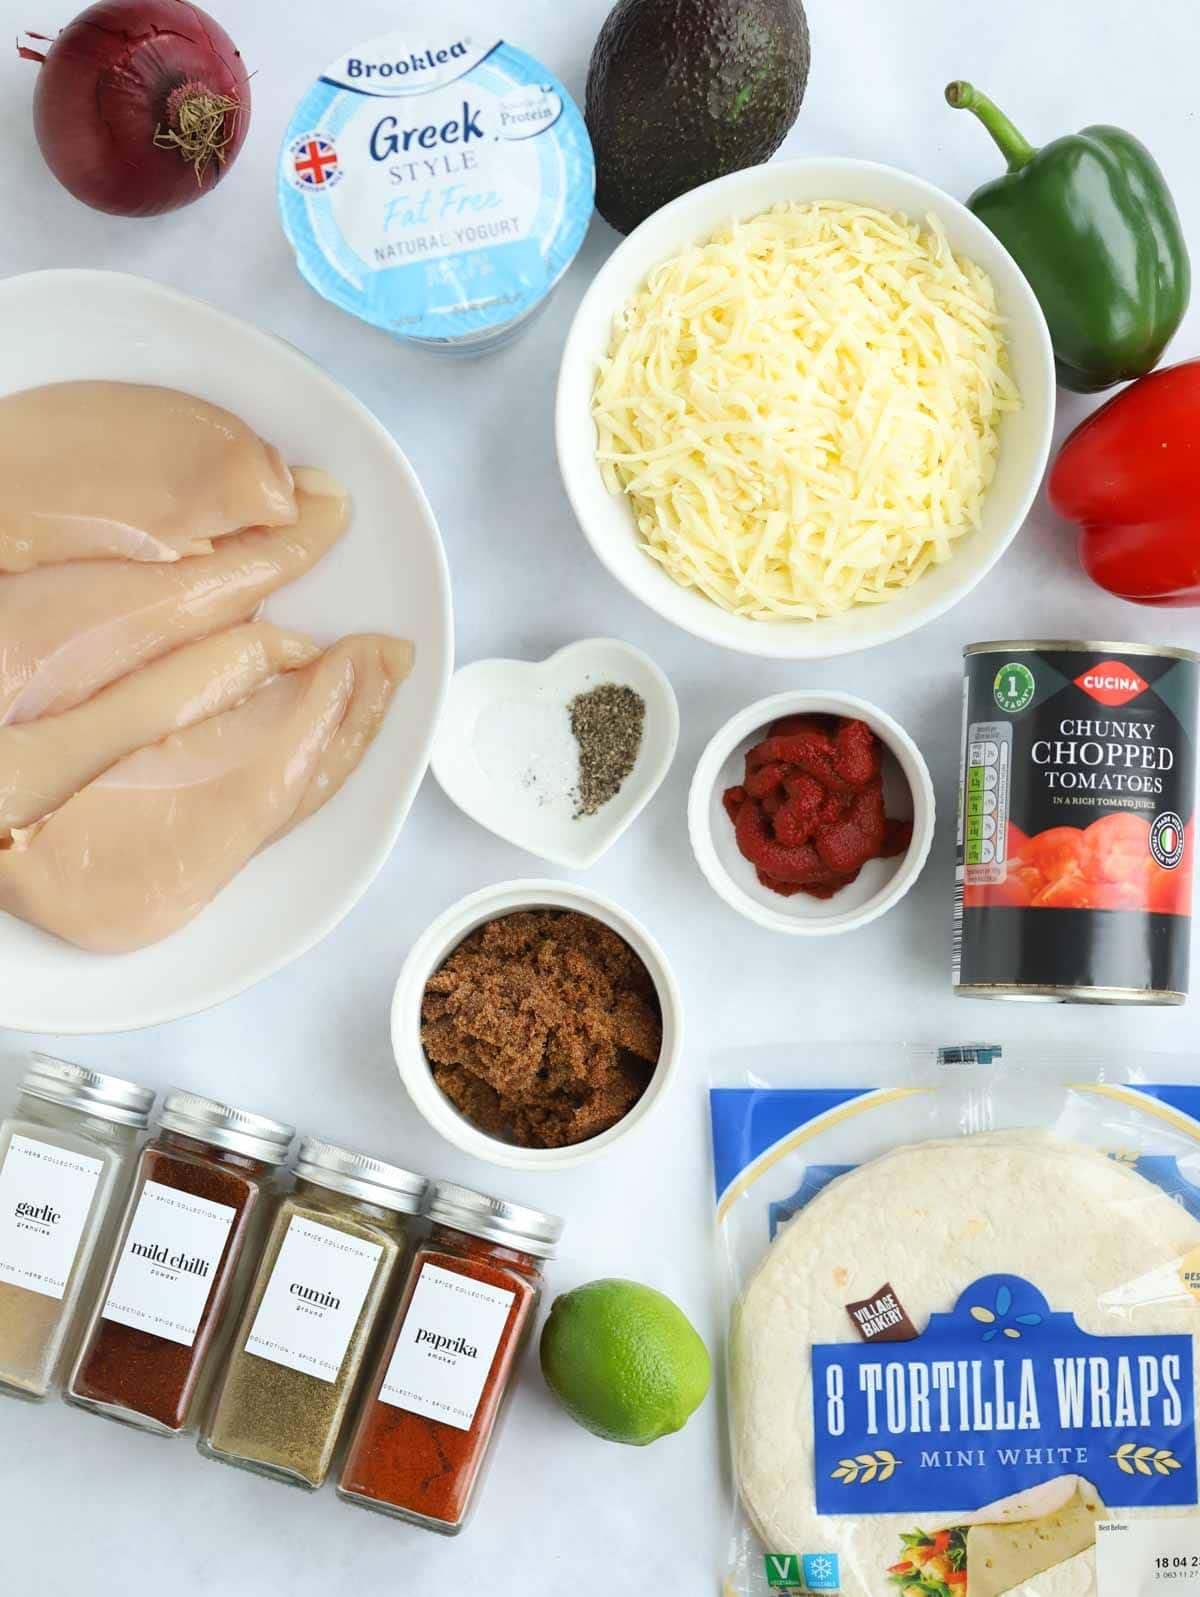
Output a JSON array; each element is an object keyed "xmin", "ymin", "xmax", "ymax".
[{"xmin": 945, "ymin": 81, "xmax": 1190, "ymax": 393}]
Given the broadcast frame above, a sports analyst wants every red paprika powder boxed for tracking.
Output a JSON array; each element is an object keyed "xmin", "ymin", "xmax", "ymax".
[
  {"xmin": 338, "ymin": 1181, "xmax": 562, "ymax": 1533},
  {"xmin": 66, "ymin": 1091, "xmax": 293, "ymax": 1435}
]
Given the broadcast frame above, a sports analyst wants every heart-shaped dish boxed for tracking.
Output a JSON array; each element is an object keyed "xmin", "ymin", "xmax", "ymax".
[{"xmin": 431, "ymin": 639, "xmax": 678, "ymax": 869}]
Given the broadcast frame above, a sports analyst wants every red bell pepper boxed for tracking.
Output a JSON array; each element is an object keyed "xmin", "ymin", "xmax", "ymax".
[{"xmin": 1048, "ymin": 359, "xmax": 1200, "ymax": 604}]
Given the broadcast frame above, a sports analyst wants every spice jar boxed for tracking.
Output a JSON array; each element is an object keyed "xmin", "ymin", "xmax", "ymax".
[
  {"xmin": 0, "ymin": 1056, "xmax": 154, "ymax": 1401},
  {"xmin": 338, "ymin": 1180, "xmax": 563, "ymax": 1533},
  {"xmin": 66, "ymin": 1091, "xmax": 293, "ymax": 1436},
  {"xmin": 199, "ymin": 1138, "xmax": 426, "ymax": 1489}
]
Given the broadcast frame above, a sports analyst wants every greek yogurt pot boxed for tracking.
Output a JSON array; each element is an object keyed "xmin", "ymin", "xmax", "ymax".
[{"xmin": 278, "ymin": 28, "xmax": 595, "ymax": 354}]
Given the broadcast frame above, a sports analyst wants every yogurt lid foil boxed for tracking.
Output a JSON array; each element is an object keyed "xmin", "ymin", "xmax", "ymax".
[{"xmin": 278, "ymin": 29, "xmax": 595, "ymax": 346}]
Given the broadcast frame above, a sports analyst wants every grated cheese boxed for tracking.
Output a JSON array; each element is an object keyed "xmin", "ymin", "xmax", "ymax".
[{"xmin": 592, "ymin": 202, "xmax": 1021, "ymax": 623}]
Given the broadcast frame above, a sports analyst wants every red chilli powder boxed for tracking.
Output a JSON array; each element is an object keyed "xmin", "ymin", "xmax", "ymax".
[{"xmin": 68, "ymin": 1094, "xmax": 292, "ymax": 1434}]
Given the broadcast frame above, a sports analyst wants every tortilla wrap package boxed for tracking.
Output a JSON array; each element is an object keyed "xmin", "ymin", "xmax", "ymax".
[{"xmin": 711, "ymin": 1046, "xmax": 1200, "ymax": 1597}]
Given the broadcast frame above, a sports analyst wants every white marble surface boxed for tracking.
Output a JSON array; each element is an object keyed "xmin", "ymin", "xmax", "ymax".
[{"xmin": 3, "ymin": 0, "xmax": 1200, "ymax": 1590}]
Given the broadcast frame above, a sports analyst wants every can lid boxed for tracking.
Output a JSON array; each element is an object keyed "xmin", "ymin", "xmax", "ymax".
[
  {"xmin": 295, "ymin": 1137, "xmax": 426, "ymax": 1213},
  {"xmin": 159, "ymin": 1090, "xmax": 293, "ymax": 1164},
  {"xmin": 964, "ymin": 639, "xmax": 1200, "ymax": 664},
  {"xmin": 21, "ymin": 1053, "xmax": 154, "ymax": 1129},
  {"xmin": 425, "ymin": 1180, "xmax": 563, "ymax": 1258}
]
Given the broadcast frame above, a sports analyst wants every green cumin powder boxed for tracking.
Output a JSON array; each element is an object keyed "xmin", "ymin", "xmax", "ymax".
[
  {"xmin": 199, "ymin": 1144, "xmax": 424, "ymax": 1490},
  {"xmin": 569, "ymin": 682, "xmax": 645, "ymax": 818}
]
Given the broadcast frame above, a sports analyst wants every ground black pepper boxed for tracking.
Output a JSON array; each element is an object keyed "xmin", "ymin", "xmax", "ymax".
[{"xmin": 569, "ymin": 682, "xmax": 645, "ymax": 818}]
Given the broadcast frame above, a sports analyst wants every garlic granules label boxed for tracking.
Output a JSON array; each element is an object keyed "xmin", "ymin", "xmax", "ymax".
[{"xmin": 0, "ymin": 1134, "xmax": 103, "ymax": 1301}]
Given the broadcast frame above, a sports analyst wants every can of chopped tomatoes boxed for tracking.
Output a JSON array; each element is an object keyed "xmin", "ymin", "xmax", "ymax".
[{"xmin": 955, "ymin": 640, "xmax": 1200, "ymax": 1003}]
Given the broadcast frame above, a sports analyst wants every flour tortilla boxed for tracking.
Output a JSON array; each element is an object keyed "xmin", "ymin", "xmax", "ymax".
[
  {"xmin": 730, "ymin": 1131, "xmax": 1200, "ymax": 1596},
  {"xmin": 957, "ymin": 1476, "xmax": 1103, "ymax": 1597}
]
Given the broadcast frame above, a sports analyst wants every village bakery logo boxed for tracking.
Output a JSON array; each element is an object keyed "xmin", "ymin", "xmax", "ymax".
[
  {"xmin": 1075, "ymin": 661, "xmax": 1151, "ymax": 708},
  {"xmin": 812, "ymin": 1274, "xmax": 1197, "ymax": 1515},
  {"xmin": 415, "ymin": 1328, "xmax": 478, "ymax": 1360}
]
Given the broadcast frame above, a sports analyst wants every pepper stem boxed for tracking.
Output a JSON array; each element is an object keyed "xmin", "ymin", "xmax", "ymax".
[
  {"xmin": 154, "ymin": 82, "xmax": 241, "ymax": 186},
  {"xmin": 945, "ymin": 81, "xmax": 1037, "ymax": 173}
]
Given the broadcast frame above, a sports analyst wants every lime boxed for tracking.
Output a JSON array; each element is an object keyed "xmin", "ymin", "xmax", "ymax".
[{"xmin": 539, "ymin": 1278, "xmax": 711, "ymax": 1446}]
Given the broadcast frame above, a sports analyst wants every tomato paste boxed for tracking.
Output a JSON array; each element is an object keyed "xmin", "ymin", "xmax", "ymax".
[
  {"xmin": 955, "ymin": 641, "xmax": 1200, "ymax": 1003},
  {"xmin": 723, "ymin": 715, "xmax": 911, "ymax": 899}
]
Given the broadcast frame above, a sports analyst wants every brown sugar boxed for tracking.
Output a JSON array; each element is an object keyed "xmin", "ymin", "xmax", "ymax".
[{"xmin": 421, "ymin": 910, "xmax": 662, "ymax": 1149}]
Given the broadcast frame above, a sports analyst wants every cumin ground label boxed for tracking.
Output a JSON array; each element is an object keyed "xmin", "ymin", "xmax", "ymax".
[
  {"xmin": 244, "ymin": 1216, "xmax": 382, "ymax": 1383},
  {"xmin": 844, "ymin": 1282, "xmax": 917, "ymax": 1344}
]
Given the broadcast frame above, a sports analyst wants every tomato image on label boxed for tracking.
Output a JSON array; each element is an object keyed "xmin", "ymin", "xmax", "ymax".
[{"xmin": 955, "ymin": 643, "xmax": 1199, "ymax": 1003}]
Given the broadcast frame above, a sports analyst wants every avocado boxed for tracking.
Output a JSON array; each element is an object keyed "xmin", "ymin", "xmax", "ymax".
[{"xmin": 585, "ymin": 0, "xmax": 811, "ymax": 234}]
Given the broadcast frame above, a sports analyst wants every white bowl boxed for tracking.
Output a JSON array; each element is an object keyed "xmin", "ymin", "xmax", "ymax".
[
  {"xmin": 688, "ymin": 691, "xmax": 935, "ymax": 935},
  {"xmin": 431, "ymin": 638, "xmax": 679, "ymax": 869},
  {"xmin": 556, "ymin": 157, "xmax": 1056, "ymax": 660},
  {"xmin": 0, "ymin": 270, "xmax": 452, "ymax": 1033},
  {"xmin": 391, "ymin": 880, "xmax": 682, "ymax": 1170}
]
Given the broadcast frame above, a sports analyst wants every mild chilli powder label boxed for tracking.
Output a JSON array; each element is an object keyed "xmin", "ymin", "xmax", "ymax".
[{"xmin": 101, "ymin": 1180, "xmax": 236, "ymax": 1348}]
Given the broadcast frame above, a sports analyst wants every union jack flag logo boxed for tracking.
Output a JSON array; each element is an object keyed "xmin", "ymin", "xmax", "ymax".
[{"xmin": 289, "ymin": 134, "xmax": 343, "ymax": 191}]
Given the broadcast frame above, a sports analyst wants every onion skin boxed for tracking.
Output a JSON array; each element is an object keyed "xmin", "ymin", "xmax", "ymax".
[{"xmin": 25, "ymin": 0, "xmax": 250, "ymax": 217}]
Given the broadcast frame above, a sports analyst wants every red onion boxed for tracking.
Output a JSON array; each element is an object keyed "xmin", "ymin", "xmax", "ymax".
[{"xmin": 19, "ymin": 0, "xmax": 250, "ymax": 217}]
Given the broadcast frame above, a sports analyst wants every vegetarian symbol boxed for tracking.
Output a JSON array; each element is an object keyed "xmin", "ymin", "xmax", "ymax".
[
  {"xmin": 832, "ymin": 1449, "xmax": 900, "ymax": 1484},
  {"xmin": 968, "ymin": 1282, "xmax": 1043, "ymax": 1341},
  {"xmin": 1110, "ymin": 1443, "xmax": 1182, "ymax": 1477}
]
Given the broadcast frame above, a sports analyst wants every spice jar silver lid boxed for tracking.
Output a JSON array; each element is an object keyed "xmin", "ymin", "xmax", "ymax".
[
  {"xmin": 295, "ymin": 1138, "xmax": 427, "ymax": 1214},
  {"xmin": 22, "ymin": 1054, "xmax": 154, "ymax": 1129},
  {"xmin": 425, "ymin": 1180, "xmax": 563, "ymax": 1258},
  {"xmin": 159, "ymin": 1090, "xmax": 294, "ymax": 1163}
]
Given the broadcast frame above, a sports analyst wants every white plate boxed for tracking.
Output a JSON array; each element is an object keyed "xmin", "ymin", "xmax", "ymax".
[
  {"xmin": 0, "ymin": 270, "xmax": 452, "ymax": 1034},
  {"xmin": 431, "ymin": 639, "xmax": 678, "ymax": 869},
  {"xmin": 556, "ymin": 157, "xmax": 1056, "ymax": 659}
]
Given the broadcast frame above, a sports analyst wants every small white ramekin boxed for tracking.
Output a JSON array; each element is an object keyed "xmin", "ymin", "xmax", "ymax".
[
  {"xmin": 688, "ymin": 691, "xmax": 935, "ymax": 936},
  {"xmin": 391, "ymin": 879, "xmax": 682, "ymax": 1170}
]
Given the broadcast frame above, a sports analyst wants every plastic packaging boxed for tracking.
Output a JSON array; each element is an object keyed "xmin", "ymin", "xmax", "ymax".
[{"xmin": 711, "ymin": 1044, "xmax": 1200, "ymax": 1597}]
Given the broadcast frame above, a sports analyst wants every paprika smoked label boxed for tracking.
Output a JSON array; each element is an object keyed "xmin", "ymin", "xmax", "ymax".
[
  {"xmin": 101, "ymin": 1180, "xmax": 236, "ymax": 1348},
  {"xmin": 380, "ymin": 1262, "xmax": 514, "ymax": 1432}
]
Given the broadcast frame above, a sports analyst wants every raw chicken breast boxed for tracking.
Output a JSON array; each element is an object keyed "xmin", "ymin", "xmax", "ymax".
[
  {"xmin": 0, "ymin": 635, "xmax": 410, "ymax": 953},
  {"xmin": 277, "ymin": 633, "xmax": 414, "ymax": 839},
  {"xmin": 0, "ymin": 381, "xmax": 297, "ymax": 572},
  {"xmin": 0, "ymin": 622, "xmax": 320, "ymax": 837},
  {"xmin": 0, "ymin": 471, "xmax": 349, "ymax": 726}
]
